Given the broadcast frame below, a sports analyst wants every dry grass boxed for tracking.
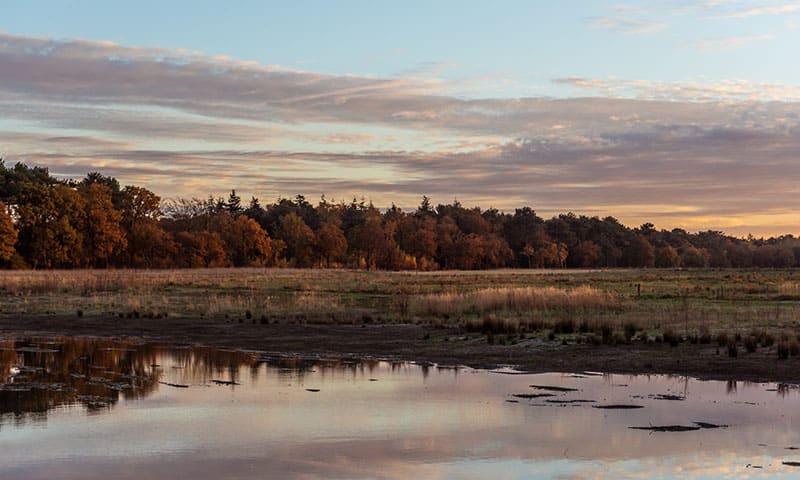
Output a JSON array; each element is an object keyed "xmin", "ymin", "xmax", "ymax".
[
  {"xmin": 778, "ymin": 282, "xmax": 800, "ymax": 297},
  {"xmin": 1, "ymin": 268, "xmax": 799, "ymax": 342},
  {"xmin": 411, "ymin": 285, "xmax": 619, "ymax": 316}
]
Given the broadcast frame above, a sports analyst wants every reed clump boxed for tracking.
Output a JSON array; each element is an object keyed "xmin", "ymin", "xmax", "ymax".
[{"xmin": 412, "ymin": 285, "xmax": 618, "ymax": 317}]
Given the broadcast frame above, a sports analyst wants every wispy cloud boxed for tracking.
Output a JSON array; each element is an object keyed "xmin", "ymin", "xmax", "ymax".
[
  {"xmin": 553, "ymin": 76, "xmax": 800, "ymax": 102},
  {"xmin": 712, "ymin": 3, "xmax": 800, "ymax": 18},
  {"xmin": 692, "ymin": 34, "xmax": 776, "ymax": 50},
  {"xmin": 585, "ymin": 16, "xmax": 668, "ymax": 34}
]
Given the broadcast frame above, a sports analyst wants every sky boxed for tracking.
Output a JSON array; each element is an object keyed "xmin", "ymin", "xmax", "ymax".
[{"xmin": 1, "ymin": 0, "xmax": 800, "ymax": 237}]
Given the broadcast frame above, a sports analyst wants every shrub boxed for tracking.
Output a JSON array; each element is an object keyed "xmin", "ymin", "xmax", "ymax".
[
  {"xmin": 482, "ymin": 315, "xmax": 519, "ymax": 335},
  {"xmin": 662, "ymin": 329, "xmax": 681, "ymax": 347},
  {"xmin": 623, "ymin": 321, "xmax": 639, "ymax": 341},
  {"xmin": 597, "ymin": 322, "xmax": 614, "ymax": 344},
  {"xmin": 744, "ymin": 335, "xmax": 758, "ymax": 353},
  {"xmin": 716, "ymin": 332, "xmax": 729, "ymax": 347},
  {"xmin": 727, "ymin": 341, "xmax": 738, "ymax": 358},
  {"xmin": 554, "ymin": 318, "xmax": 575, "ymax": 334},
  {"xmin": 578, "ymin": 319, "xmax": 590, "ymax": 333},
  {"xmin": 778, "ymin": 341, "xmax": 790, "ymax": 359},
  {"xmin": 698, "ymin": 327, "xmax": 712, "ymax": 344}
]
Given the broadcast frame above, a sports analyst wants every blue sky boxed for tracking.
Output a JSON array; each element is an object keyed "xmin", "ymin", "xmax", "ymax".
[{"xmin": 2, "ymin": 1, "xmax": 800, "ymax": 235}]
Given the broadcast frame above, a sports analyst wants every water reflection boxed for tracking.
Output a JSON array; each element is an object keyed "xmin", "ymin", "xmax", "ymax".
[
  {"xmin": 0, "ymin": 337, "xmax": 260, "ymax": 424},
  {"xmin": 2, "ymin": 337, "xmax": 800, "ymax": 479}
]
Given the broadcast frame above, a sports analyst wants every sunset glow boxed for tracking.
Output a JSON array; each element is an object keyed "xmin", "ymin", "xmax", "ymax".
[{"xmin": 2, "ymin": 1, "xmax": 799, "ymax": 236}]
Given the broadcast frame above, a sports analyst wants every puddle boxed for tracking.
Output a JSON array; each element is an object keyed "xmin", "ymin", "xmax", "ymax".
[{"xmin": 2, "ymin": 336, "xmax": 800, "ymax": 479}]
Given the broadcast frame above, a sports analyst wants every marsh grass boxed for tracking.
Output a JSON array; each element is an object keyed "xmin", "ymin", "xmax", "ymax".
[
  {"xmin": 412, "ymin": 285, "xmax": 618, "ymax": 317},
  {"xmin": 1, "ymin": 268, "xmax": 799, "ymax": 345}
]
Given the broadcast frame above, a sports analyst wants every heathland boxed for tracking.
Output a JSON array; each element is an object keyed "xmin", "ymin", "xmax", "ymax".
[{"xmin": 2, "ymin": 268, "xmax": 800, "ymax": 382}]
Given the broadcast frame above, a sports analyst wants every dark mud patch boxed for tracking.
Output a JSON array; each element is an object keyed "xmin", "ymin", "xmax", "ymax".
[
  {"xmin": 693, "ymin": 422, "xmax": 727, "ymax": 429},
  {"xmin": 630, "ymin": 425, "xmax": 701, "ymax": 432},
  {"xmin": 530, "ymin": 385, "xmax": 579, "ymax": 392},
  {"xmin": 159, "ymin": 381, "xmax": 189, "ymax": 388},
  {"xmin": 212, "ymin": 380, "xmax": 240, "ymax": 386},
  {"xmin": 630, "ymin": 421, "xmax": 726, "ymax": 432},
  {"xmin": 652, "ymin": 394, "xmax": 686, "ymax": 401},
  {"xmin": 512, "ymin": 393, "xmax": 556, "ymax": 399}
]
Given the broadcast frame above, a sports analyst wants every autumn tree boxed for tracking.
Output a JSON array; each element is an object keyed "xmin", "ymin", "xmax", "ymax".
[
  {"xmin": 655, "ymin": 245, "xmax": 681, "ymax": 268},
  {"xmin": 627, "ymin": 235, "xmax": 655, "ymax": 268},
  {"xmin": 277, "ymin": 212, "xmax": 316, "ymax": 267},
  {"xmin": 348, "ymin": 208, "xmax": 387, "ymax": 269},
  {"xmin": 15, "ymin": 184, "xmax": 85, "ymax": 268},
  {"xmin": 680, "ymin": 245, "xmax": 710, "ymax": 268},
  {"xmin": 504, "ymin": 207, "xmax": 544, "ymax": 267},
  {"xmin": 80, "ymin": 183, "xmax": 126, "ymax": 267},
  {"xmin": 81, "ymin": 172, "xmax": 124, "ymax": 208},
  {"xmin": 397, "ymin": 214, "xmax": 437, "ymax": 269},
  {"xmin": 118, "ymin": 185, "xmax": 172, "ymax": 267},
  {"xmin": 223, "ymin": 215, "xmax": 274, "ymax": 266},
  {"xmin": 316, "ymin": 223, "xmax": 347, "ymax": 267},
  {"xmin": 0, "ymin": 200, "xmax": 17, "ymax": 263},
  {"xmin": 173, "ymin": 231, "xmax": 228, "ymax": 268},
  {"xmin": 572, "ymin": 240, "xmax": 602, "ymax": 268}
]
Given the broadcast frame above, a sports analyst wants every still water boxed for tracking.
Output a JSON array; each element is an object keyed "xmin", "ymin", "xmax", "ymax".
[{"xmin": 2, "ymin": 337, "xmax": 800, "ymax": 479}]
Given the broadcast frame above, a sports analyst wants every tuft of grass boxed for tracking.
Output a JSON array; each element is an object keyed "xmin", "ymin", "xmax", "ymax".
[
  {"xmin": 698, "ymin": 327, "xmax": 712, "ymax": 344},
  {"xmin": 777, "ymin": 341, "xmax": 790, "ymax": 359},
  {"xmin": 623, "ymin": 321, "xmax": 639, "ymax": 341},
  {"xmin": 473, "ymin": 315, "xmax": 519, "ymax": 335},
  {"xmin": 662, "ymin": 328, "xmax": 681, "ymax": 347},
  {"xmin": 790, "ymin": 340, "xmax": 800, "ymax": 356},
  {"xmin": 595, "ymin": 321, "xmax": 614, "ymax": 344},
  {"xmin": 554, "ymin": 318, "xmax": 575, "ymax": 334}
]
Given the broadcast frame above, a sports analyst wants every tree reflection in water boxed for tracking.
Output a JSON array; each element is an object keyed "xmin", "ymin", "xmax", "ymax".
[
  {"xmin": 0, "ymin": 336, "xmax": 386, "ymax": 426},
  {"xmin": 0, "ymin": 337, "xmax": 258, "ymax": 424}
]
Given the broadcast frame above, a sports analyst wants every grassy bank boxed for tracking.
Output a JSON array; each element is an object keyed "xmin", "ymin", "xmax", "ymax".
[{"xmin": 2, "ymin": 268, "xmax": 799, "ymax": 344}]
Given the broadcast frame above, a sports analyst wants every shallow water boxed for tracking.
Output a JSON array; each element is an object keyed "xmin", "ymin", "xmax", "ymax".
[{"xmin": 2, "ymin": 337, "xmax": 800, "ymax": 479}]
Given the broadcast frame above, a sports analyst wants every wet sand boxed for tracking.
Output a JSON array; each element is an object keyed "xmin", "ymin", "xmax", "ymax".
[{"xmin": 2, "ymin": 314, "xmax": 799, "ymax": 382}]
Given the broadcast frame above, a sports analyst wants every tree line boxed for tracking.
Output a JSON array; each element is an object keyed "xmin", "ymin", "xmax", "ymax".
[{"xmin": 1, "ymin": 160, "xmax": 799, "ymax": 270}]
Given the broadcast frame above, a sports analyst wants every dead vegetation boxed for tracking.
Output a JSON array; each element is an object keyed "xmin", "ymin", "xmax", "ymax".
[{"xmin": 1, "ymin": 268, "xmax": 800, "ymax": 355}]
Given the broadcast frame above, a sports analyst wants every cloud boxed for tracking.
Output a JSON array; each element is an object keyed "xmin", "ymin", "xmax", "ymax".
[
  {"xmin": 553, "ymin": 76, "xmax": 800, "ymax": 102},
  {"xmin": 692, "ymin": 34, "xmax": 776, "ymax": 50},
  {"xmin": 585, "ymin": 16, "xmax": 668, "ymax": 34},
  {"xmin": 713, "ymin": 2, "xmax": 800, "ymax": 18},
  {"xmin": 2, "ymin": 32, "xmax": 800, "ymax": 236}
]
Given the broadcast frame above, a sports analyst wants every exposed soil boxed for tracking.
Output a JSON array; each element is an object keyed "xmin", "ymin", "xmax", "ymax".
[{"xmin": 2, "ymin": 314, "xmax": 800, "ymax": 383}]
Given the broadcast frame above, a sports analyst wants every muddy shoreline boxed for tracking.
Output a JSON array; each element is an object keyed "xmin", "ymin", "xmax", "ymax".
[{"xmin": 2, "ymin": 314, "xmax": 800, "ymax": 383}]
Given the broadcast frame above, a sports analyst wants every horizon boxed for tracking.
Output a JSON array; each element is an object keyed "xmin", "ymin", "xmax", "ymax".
[
  {"xmin": 2, "ymin": 1, "xmax": 800, "ymax": 237},
  {"xmin": 4, "ymin": 158, "xmax": 793, "ymax": 241}
]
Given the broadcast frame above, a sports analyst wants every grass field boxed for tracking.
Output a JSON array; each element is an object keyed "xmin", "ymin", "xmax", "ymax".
[{"xmin": 2, "ymin": 268, "xmax": 799, "ymax": 344}]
